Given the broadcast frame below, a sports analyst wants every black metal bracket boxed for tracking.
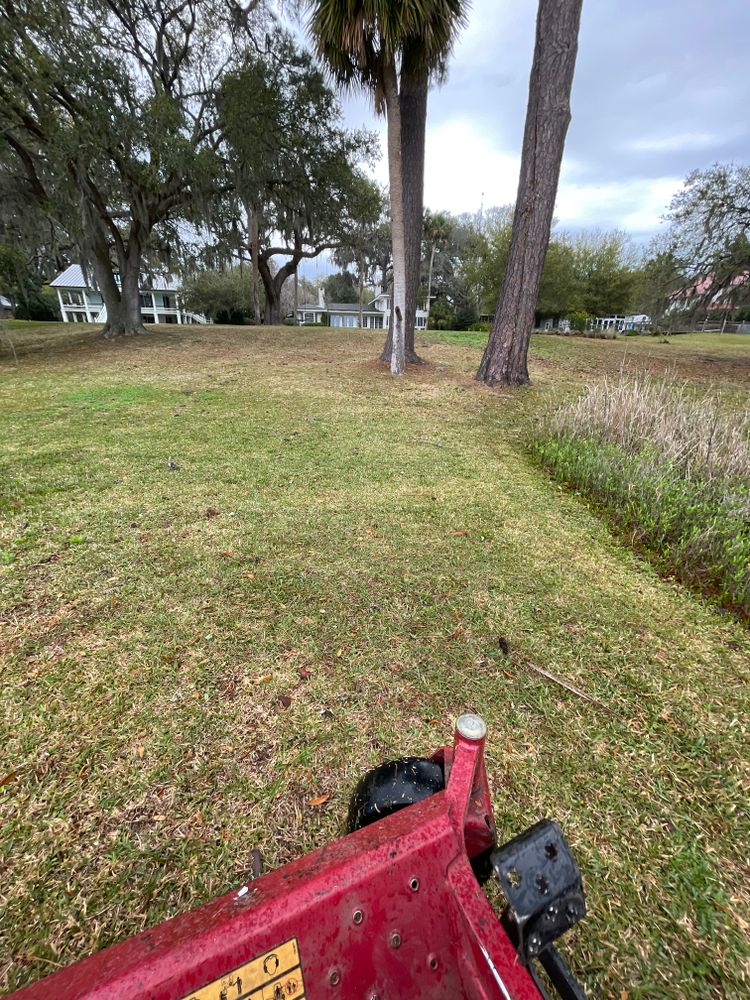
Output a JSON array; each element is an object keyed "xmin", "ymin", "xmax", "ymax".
[{"xmin": 491, "ymin": 819, "xmax": 588, "ymax": 999}]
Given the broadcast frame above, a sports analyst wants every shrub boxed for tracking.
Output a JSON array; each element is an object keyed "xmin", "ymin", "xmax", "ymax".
[
  {"xmin": 428, "ymin": 298, "xmax": 454, "ymax": 331},
  {"xmin": 533, "ymin": 374, "xmax": 750, "ymax": 618},
  {"xmin": 566, "ymin": 310, "xmax": 591, "ymax": 332},
  {"xmin": 468, "ymin": 321, "xmax": 490, "ymax": 332}
]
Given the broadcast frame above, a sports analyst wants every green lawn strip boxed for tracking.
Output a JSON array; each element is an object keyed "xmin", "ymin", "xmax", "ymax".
[{"xmin": 1, "ymin": 327, "xmax": 749, "ymax": 997}]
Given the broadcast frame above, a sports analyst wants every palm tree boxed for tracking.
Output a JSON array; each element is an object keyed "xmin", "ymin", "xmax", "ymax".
[
  {"xmin": 307, "ymin": 0, "xmax": 467, "ymax": 374},
  {"xmin": 423, "ymin": 209, "xmax": 452, "ymax": 324}
]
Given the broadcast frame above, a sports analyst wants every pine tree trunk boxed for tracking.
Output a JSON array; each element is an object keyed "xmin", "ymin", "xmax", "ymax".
[
  {"xmin": 477, "ymin": 0, "xmax": 583, "ymax": 387},
  {"xmin": 379, "ymin": 68, "xmax": 427, "ymax": 365},
  {"xmin": 383, "ymin": 62, "xmax": 406, "ymax": 376}
]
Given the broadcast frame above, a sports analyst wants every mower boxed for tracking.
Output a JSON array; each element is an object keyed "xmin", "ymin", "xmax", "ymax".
[{"xmin": 11, "ymin": 714, "xmax": 588, "ymax": 999}]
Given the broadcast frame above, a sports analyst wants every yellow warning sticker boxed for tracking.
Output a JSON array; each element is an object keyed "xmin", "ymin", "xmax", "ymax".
[{"xmin": 182, "ymin": 938, "xmax": 305, "ymax": 1000}]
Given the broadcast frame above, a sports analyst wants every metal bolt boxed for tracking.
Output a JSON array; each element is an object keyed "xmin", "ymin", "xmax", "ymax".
[
  {"xmin": 390, "ymin": 931, "xmax": 401, "ymax": 949},
  {"xmin": 409, "ymin": 877, "xmax": 420, "ymax": 892},
  {"xmin": 352, "ymin": 909, "xmax": 363, "ymax": 925},
  {"xmin": 329, "ymin": 970, "xmax": 341, "ymax": 986},
  {"xmin": 528, "ymin": 934, "xmax": 541, "ymax": 956},
  {"xmin": 456, "ymin": 713, "xmax": 487, "ymax": 741},
  {"xmin": 428, "ymin": 954, "xmax": 439, "ymax": 970}
]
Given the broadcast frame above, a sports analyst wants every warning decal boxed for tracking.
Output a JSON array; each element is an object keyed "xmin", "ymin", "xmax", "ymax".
[{"xmin": 182, "ymin": 937, "xmax": 305, "ymax": 1000}]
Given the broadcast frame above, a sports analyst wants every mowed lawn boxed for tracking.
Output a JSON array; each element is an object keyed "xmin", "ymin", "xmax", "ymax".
[{"xmin": 1, "ymin": 324, "xmax": 749, "ymax": 998}]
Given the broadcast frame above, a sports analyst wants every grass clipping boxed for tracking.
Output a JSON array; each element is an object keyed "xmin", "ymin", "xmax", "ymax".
[{"xmin": 533, "ymin": 372, "xmax": 750, "ymax": 618}]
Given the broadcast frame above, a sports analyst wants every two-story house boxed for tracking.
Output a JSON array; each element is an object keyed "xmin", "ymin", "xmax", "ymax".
[{"xmin": 50, "ymin": 264, "xmax": 203, "ymax": 325}]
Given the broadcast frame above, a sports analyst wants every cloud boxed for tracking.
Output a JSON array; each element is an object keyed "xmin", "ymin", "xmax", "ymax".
[{"xmin": 340, "ymin": 0, "xmax": 750, "ymax": 239}]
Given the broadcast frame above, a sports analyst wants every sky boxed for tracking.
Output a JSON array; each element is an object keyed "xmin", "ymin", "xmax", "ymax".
[{"xmin": 337, "ymin": 0, "xmax": 750, "ymax": 244}]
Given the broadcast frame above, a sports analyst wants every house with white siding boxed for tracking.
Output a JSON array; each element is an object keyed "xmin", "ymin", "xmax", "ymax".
[
  {"xmin": 296, "ymin": 289, "xmax": 428, "ymax": 330},
  {"xmin": 50, "ymin": 264, "xmax": 204, "ymax": 325}
]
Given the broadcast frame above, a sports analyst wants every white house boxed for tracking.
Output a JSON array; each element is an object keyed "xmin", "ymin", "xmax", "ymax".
[
  {"xmin": 50, "ymin": 264, "xmax": 204, "ymax": 325},
  {"xmin": 592, "ymin": 314, "xmax": 651, "ymax": 332},
  {"xmin": 296, "ymin": 289, "xmax": 428, "ymax": 330},
  {"xmin": 0, "ymin": 294, "xmax": 12, "ymax": 319}
]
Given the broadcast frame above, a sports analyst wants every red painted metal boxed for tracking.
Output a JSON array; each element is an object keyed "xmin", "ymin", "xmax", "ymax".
[{"xmin": 11, "ymin": 723, "xmax": 542, "ymax": 1000}]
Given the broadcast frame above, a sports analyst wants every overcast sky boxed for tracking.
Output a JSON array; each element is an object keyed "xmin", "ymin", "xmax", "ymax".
[{"xmin": 338, "ymin": 0, "xmax": 750, "ymax": 244}]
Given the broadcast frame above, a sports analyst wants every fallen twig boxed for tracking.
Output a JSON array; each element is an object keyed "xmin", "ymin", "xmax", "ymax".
[{"xmin": 519, "ymin": 659, "xmax": 614, "ymax": 714}]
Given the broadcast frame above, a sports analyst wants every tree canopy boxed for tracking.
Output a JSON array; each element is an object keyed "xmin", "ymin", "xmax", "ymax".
[
  {"xmin": 216, "ymin": 29, "xmax": 380, "ymax": 323},
  {"xmin": 0, "ymin": 0, "xmax": 257, "ymax": 335}
]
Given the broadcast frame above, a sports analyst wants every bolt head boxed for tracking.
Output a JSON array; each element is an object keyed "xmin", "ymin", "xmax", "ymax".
[{"xmin": 456, "ymin": 713, "xmax": 487, "ymax": 741}]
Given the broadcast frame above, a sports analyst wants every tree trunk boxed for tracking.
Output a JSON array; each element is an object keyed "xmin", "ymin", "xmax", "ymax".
[
  {"xmin": 294, "ymin": 269, "xmax": 299, "ymax": 322},
  {"xmin": 382, "ymin": 62, "xmax": 406, "ymax": 376},
  {"xmin": 250, "ymin": 207, "xmax": 261, "ymax": 324},
  {"xmin": 94, "ymin": 241, "xmax": 146, "ymax": 339},
  {"xmin": 477, "ymin": 0, "xmax": 583, "ymax": 387},
  {"xmin": 259, "ymin": 252, "xmax": 300, "ymax": 326},
  {"xmin": 379, "ymin": 67, "xmax": 427, "ymax": 365},
  {"xmin": 358, "ymin": 255, "xmax": 364, "ymax": 328},
  {"xmin": 426, "ymin": 243, "xmax": 436, "ymax": 324}
]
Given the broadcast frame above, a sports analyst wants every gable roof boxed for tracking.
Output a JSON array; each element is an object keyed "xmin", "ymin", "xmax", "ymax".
[{"xmin": 50, "ymin": 263, "xmax": 180, "ymax": 292}]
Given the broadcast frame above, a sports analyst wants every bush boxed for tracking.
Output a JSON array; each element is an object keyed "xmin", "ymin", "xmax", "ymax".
[
  {"xmin": 427, "ymin": 298, "xmax": 454, "ymax": 331},
  {"xmin": 282, "ymin": 316, "xmax": 298, "ymax": 326},
  {"xmin": 468, "ymin": 321, "xmax": 490, "ymax": 332},
  {"xmin": 532, "ymin": 375, "xmax": 750, "ymax": 618},
  {"xmin": 536, "ymin": 327, "xmax": 617, "ymax": 341},
  {"xmin": 566, "ymin": 310, "xmax": 591, "ymax": 333},
  {"xmin": 13, "ymin": 285, "xmax": 59, "ymax": 321}
]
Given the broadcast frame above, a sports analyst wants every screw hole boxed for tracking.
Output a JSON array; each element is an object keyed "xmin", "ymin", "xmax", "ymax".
[
  {"xmin": 544, "ymin": 842, "xmax": 558, "ymax": 860},
  {"xmin": 329, "ymin": 970, "xmax": 341, "ymax": 986},
  {"xmin": 428, "ymin": 955, "xmax": 438, "ymax": 970},
  {"xmin": 410, "ymin": 877, "xmax": 419, "ymax": 891},
  {"xmin": 536, "ymin": 874, "xmax": 549, "ymax": 894},
  {"xmin": 353, "ymin": 909, "xmax": 363, "ymax": 925}
]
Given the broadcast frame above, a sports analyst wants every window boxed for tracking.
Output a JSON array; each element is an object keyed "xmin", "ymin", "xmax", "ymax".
[
  {"xmin": 63, "ymin": 290, "xmax": 83, "ymax": 306},
  {"xmin": 139, "ymin": 294, "xmax": 152, "ymax": 308},
  {"xmin": 372, "ymin": 315, "xmax": 384, "ymax": 329},
  {"xmin": 161, "ymin": 314, "xmax": 177, "ymax": 324},
  {"xmin": 142, "ymin": 313, "xmax": 155, "ymax": 324},
  {"xmin": 162, "ymin": 295, "xmax": 172, "ymax": 308}
]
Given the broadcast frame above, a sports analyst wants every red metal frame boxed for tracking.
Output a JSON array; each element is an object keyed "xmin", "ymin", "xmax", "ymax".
[{"xmin": 12, "ymin": 722, "xmax": 542, "ymax": 999}]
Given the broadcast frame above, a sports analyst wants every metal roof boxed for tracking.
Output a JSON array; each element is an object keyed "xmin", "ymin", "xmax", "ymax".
[
  {"xmin": 298, "ymin": 302, "xmax": 383, "ymax": 314},
  {"xmin": 50, "ymin": 263, "xmax": 180, "ymax": 292}
]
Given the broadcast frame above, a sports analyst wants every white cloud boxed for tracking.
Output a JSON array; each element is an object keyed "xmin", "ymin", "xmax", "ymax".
[{"xmin": 554, "ymin": 170, "xmax": 680, "ymax": 235}]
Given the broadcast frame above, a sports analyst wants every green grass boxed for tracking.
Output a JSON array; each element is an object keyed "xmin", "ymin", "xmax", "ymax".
[{"xmin": 1, "ymin": 325, "xmax": 749, "ymax": 997}]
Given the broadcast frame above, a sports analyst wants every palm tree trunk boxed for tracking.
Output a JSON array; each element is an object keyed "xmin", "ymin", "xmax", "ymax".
[
  {"xmin": 383, "ymin": 62, "xmax": 406, "ymax": 376},
  {"xmin": 426, "ymin": 243, "xmax": 436, "ymax": 324},
  {"xmin": 400, "ymin": 69, "xmax": 427, "ymax": 362},
  {"xmin": 379, "ymin": 67, "xmax": 428, "ymax": 364},
  {"xmin": 358, "ymin": 256, "xmax": 364, "ymax": 327},
  {"xmin": 477, "ymin": 0, "xmax": 583, "ymax": 387}
]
